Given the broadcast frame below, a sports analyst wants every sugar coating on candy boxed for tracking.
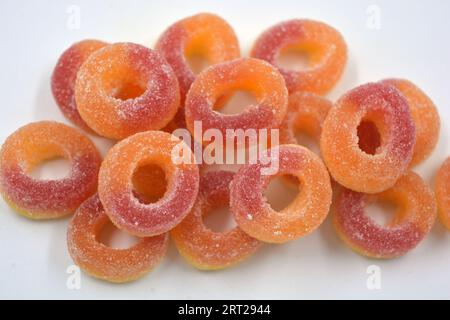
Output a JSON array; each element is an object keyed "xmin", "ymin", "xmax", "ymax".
[
  {"xmin": 251, "ymin": 19, "xmax": 347, "ymax": 95},
  {"xmin": 98, "ymin": 130, "xmax": 199, "ymax": 237},
  {"xmin": 0, "ymin": 121, "xmax": 101, "ymax": 219},
  {"xmin": 156, "ymin": 13, "xmax": 240, "ymax": 130},
  {"xmin": 334, "ymin": 171, "xmax": 436, "ymax": 259},
  {"xmin": 382, "ymin": 79, "xmax": 440, "ymax": 167},
  {"xmin": 280, "ymin": 92, "xmax": 332, "ymax": 146},
  {"xmin": 320, "ymin": 82, "xmax": 416, "ymax": 194},
  {"xmin": 230, "ymin": 144, "xmax": 332, "ymax": 244},
  {"xmin": 75, "ymin": 42, "xmax": 180, "ymax": 140},
  {"xmin": 51, "ymin": 40, "xmax": 108, "ymax": 132},
  {"xmin": 67, "ymin": 194, "xmax": 169, "ymax": 283},
  {"xmin": 436, "ymin": 157, "xmax": 450, "ymax": 230},
  {"xmin": 171, "ymin": 171, "xmax": 261, "ymax": 270},
  {"xmin": 185, "ymin": 58, "xmax": 288, "ymax": 142}
]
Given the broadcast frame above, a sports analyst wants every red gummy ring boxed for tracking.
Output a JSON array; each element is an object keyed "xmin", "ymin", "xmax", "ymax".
[
  {"xmin": 185, "ymin": 57, "xmax": 288, "ymax": 142},
  {"xmin": 0, "ymin": 121, "xmax": 101, "ymax": 219},
  {"xmin": 51, "ymin": 39, "xmax": 108, "ymax": 132},
  {"xmin": 98, "ymin": 130, "xmax": 199, "ymax": 237},
  {"xmin": 171, "ymin": 171, "xmax": 261, "ymax": 270},
  {"xmin": 75, "ymin": 43, "xmax": 180, "ymax": 140},
  {"xmin": 320, "ymin": 83, "xmax": 416, "ymax": 194},
  {"xmin": 230, "ymin": 144, "xmax": 332, "ymax": 244},
  {"xmin": 334, "ymin": 171, "xmax": 436, "ymax": 259},
  {"xmin": 251, "ymin": 19, "xmax": 347, "ymax": 95},
  {"xmin": 67, "ymin": 195, "xmax": 169, "ymax": 283},
  {"xmin": 156, "ymin": 13, "xmax": 240, "ymax": 130}
]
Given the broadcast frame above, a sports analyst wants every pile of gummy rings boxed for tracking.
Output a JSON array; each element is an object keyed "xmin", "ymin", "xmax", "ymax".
[{"xmin": 0, "ymin": 13, "xmax": 449, "ymax": 283}]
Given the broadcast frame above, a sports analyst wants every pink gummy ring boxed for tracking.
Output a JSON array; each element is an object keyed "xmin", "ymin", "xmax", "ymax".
[
  {"xmin": 98, "ymin": 130, "xmax": 199, "ymax": 237},
  {"xmin": 251, "ymin": 19, "xmax": 347, "ymax": 95},
  {"xmin": 0, "ymin": 121, "xmax": 101, "ymax": 219},
  {"xmin": 334, "ymin": 171, "xmax": 436, "ymax": 259},
  {"xmin": 230, "ymin": 144, "xmax": 332, "ymax": 244},
  {"xmin": 320, "ymin": 82, "xmax": 416, "ymax": 194},
  {"xmin": 185, "ymin": 57, "xmax": 288, "ymax": 142},
  {"xmin": 67, "ymin": 194, "xmax": 169, "ymax": 283},
  {"xmin": 75, "ymin": 42, "xmax": 180, "ymax": 140}
]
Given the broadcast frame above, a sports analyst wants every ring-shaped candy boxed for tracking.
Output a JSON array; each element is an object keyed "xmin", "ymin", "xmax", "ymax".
[
  {"xmin": 381, "ymin": 79, "xmax": 440, "ymax": 167},
  {"xmin": 98, "ymin": 130, "xmax": 199, "ymax": 237},
  {"xmin": 0, "ymin": 121, "xmax": 101, "ymax": 219},
  {"xmin": 230, "ymin": 144, "xmax": 332, "ymax": 244},
  {"xmin": 156, "ymin": 13, "xmax": 240, "ymax": 130},
  {"xmin": 185, "ymin": 57, "xmax": 288, "ymax": 143},
  {"xmin": 436, "ymin": 157, "xmax": 450, "ymax": 230},
  {"xmin": 51, "ymin": 39, "xmax": 108, "ymax": 132},
  {"xmin": 67, "ymin": 195, "xmax": 169, "ymax": 283},
  {"xmin": 171, "ymin": 171, "xmax": 261, "ymax": 270},
  {"xmin": 75, "ymin": 42, "xmax": 180, "ymax": 140},
  {"xmin": 334, "ymin": 171, "xmax": 436, "ymax": 259},
  {"xmin": 251, "ymin": 19, "xmax": 347, "ymax": 95},
  {"xmin": 320, "ymin": 83, "xmax": 416, "ymax": 194}
]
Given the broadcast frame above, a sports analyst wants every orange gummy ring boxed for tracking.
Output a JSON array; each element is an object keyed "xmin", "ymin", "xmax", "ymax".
[
  {"xmin": 320, "ymin": 83, "xmax": 416, "ymax": 194},
  {"xmin": 382, "ymin": 79, "xmax": 440, "ymax": 167},
  {"xmin": 280, "ymin": 92, "xmax": 332, "ymax": 146},
  {"xmin": 156, "ymin": 13, "xmax": 240, "ymax": 130},
  {"xmin": 75, "ymin": 42, "xmax": 180, "ymax": 140},
  {"xmin": 51, "ymin": 39, "xmax": 108, "ymax": 132},
  {"xmin": 67, "ymin": 195, "xmax": 169, "ymax": 283},
  {"xmin": 98, "ymin": 130, "xmax": 199, "ymax": 237},
  {"xmin": 251, "ymin": 19, "xmax": 347, "ymax": 95},
  {"xmin": 230, "ymin": 144, "xmax": 332, "ymax": 244},
  {"xmin": 185, "ymin": 57, "xmax": 288, "ymax": 142},
  {"xmin": 171, "ymin": 171, "xmax": 261, "ymax": 270},
  {"xmin": 0, "ymin": 121, "xmax": 101, "ymax": 219},
  {"xmin": 435, "ymin": 157, "xmax": 450, "ymax": 230},
  {"xmin": 334, "ymin": 171, "xmax": 436, "ymax": 259}
]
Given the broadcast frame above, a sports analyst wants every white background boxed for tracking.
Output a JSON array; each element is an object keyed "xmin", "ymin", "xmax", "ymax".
[{"xmin": 0, "ymin": 0, "xmax": 449, "ymax": 299}]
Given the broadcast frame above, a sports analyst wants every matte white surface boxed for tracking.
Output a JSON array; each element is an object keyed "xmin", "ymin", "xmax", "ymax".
[{"xmin": 0, "ymin": 0, "xmax": 449, "ymax": 299}]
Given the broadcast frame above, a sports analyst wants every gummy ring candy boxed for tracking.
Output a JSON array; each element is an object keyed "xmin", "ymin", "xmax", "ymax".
[
  {"xmin": 98, "ymin": 130, "xmax": 199, "ymax": 237},
  {"xmin": 185, "ymin": 58, "xmax": 288, "ymax": 142},
  {"xmin": 435, "ymin": 157, "xmax": 450, "ymax": 230},
  {"xmin": 230, "ymin": 144, "xmax": 332, "ymax": 244},
  {"xmin": 51, "ymin": 39, "xmax": 108, "ymax": 132},
  {"xmin": 320, "ymin": 83, "xmax": 416, "ymax": 194},
  {"xmin": 334, "ymin": 171, "xmax": 436, "ymax": 259},
  {"xmin": 67, "ymin": 195, "xmax": 169, "ymax": 283},
  {"xmin": 280, "ymin": 92, "xmax": 332, "ymax": 146},
  {"xmin": 156, "ymin": 13, "xmax": 240, "ymax": 130},
  {"xmin": 0, "ymin": 121, "xmax": 101, "ymax": 219},
  {"xmin": 171, "ymin": 171, "xmax": 261, "ymax": 270},
  {"xmin": 75, "ymin": 42, "xmax": 180, "ymax": 140},
  {"xmin": 251, "ymin": 19, "xmax": 347, "ymax": 95},
  {"xmin": 382, "ymin": 79, "xmax": 440, "ymax": 167}
]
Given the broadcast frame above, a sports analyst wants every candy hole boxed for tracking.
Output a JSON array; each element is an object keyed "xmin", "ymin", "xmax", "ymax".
[
  {"xmin": 132, "ymin": 163, "xmax": 167, "ymax": 205},
  {"xmin": 186, "ymin": 53, "xmax": 210, "ymax": 75},
  {"xmin": 97, "ymin": 220, "xmax": 139, "ymax": 249},
  {"xmin": 217, "ymin": 90, "xmax": 258, "ymax": 115},
  {"xmin": 29, "ymin": 156, "xmax": 71, "ymax": 180},
  {"xmin": 365, "ymin": 200, "xmax": 397, "ymax": 227},
  {"xmin": 111, "ymin": 79, "xmax": 146, "ymax": 101},
  {"xmin": 294, "ymin": 131, "xmax": 320, "ymax": 155},
  {"xmin": 203, "ymin": 206, "xmax": 237, "ymax": 233},
  {"xmin": 277, "ymin": 44, "xmax": 317, "ymax": 71},
  {"xmin": 264, "ymin": 175, "xmax": 300, "ymax": 211},
  {"xmin": 357, "ymin": 120, "xmax": 381, "ymax": 155}
]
